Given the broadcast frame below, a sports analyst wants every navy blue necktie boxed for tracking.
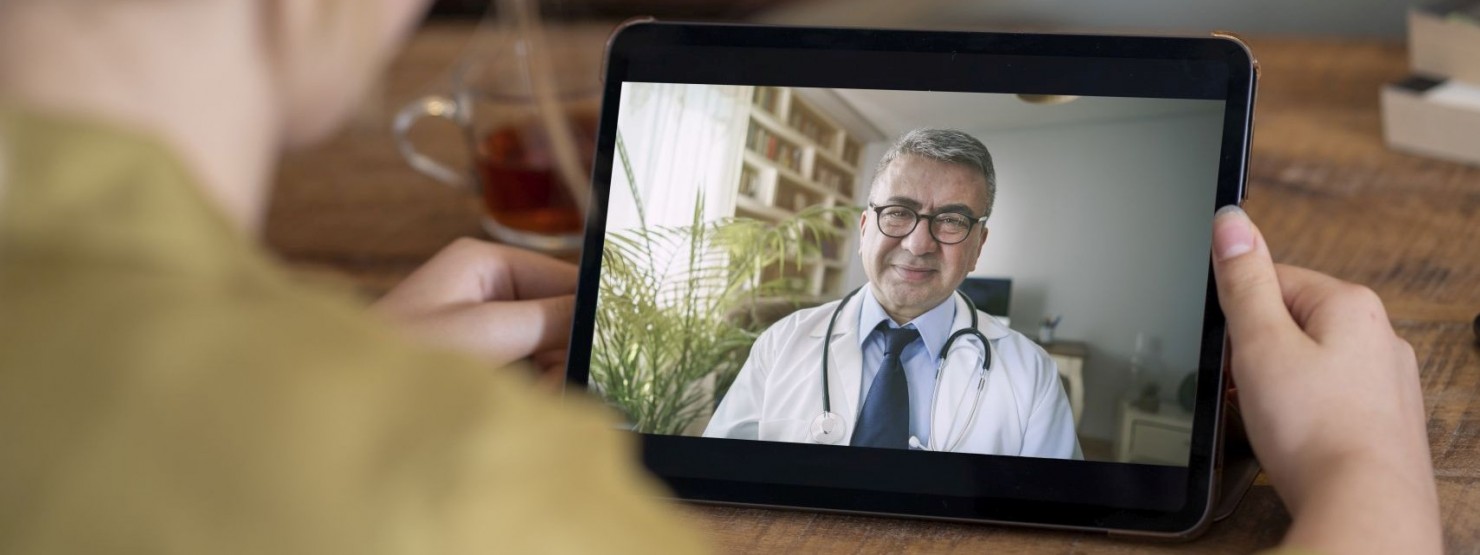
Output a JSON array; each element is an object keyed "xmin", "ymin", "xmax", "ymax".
[{"xmin": 851, "ymin": 325, "xmax": 920, "ymax": 449}]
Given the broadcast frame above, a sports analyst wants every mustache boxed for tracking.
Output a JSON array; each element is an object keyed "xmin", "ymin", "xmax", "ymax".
[{"xmin": 888, "ymin": 256, "xmax": 939, "ymax": 270}]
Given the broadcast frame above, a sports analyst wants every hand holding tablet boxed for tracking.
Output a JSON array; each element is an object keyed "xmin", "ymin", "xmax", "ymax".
[
  {"xmin": 374, "ymin": 238, "xmax": 579, "ymax": 378},
  {"xmin": 1210, "ymin": 207, "xmax": 1441, "ymax": 554}
]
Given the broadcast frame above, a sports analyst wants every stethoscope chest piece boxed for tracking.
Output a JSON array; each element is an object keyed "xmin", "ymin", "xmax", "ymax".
[
  {"xmin": 811, "ymin": 287, "xmax": 995, "ymax": 450},
  {"xmin": 810, "ymin": 411, "xmax": 848, "ymax": 444}
]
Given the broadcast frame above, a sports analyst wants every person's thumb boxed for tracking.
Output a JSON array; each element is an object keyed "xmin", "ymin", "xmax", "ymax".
[
  {"xmin": 395, "ymin": 295, "xmax": 577, "ymax": 369},
  {"xmin": 460, "ymin": 294, "xmax": 577, "ymax": 365},
  {"xmin": 1210, "ymin": 206, "xmax": 1297, "ymax": 345}
]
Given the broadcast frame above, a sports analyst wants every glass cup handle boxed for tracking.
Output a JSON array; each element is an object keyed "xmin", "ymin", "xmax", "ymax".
[{"xmin": 392, "ymin": 95, "xmax": 467, "ymax": 188}]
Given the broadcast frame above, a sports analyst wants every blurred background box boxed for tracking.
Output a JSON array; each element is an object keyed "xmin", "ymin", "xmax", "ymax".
[
  {"xmin": 1382, "ymin": 75, "xmax": 1480, "ymax": 166},
  {"xmin": 429, "ymin": 0, "xmax": 1413, "ymax": 36},
  {"xmin": 1410, "ymin": 1, "xmax": 1480, "ymax": 84},
  {"xmin": 1385, "ymin": 0, "xmax": 1480, "ymax": 167},
  {"xmin": 427, "ymin": 0, "xmax": 795, "ymax": 20}
]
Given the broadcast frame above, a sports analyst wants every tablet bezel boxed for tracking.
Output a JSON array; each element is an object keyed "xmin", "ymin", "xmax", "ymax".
[{"xmin": 567, "ymin": 20, "xmax": 1255, "ymax": 537}]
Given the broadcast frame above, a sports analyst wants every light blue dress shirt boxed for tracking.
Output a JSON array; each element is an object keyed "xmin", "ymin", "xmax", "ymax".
[{"xmin": 856, "ymin": 287, "xmax": 956, "ymax": 447}]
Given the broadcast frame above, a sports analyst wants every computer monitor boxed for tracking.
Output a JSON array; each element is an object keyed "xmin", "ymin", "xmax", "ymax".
[{"xmin": 958, "ymin": 277, "xmax": 1012, "ymax": 322}]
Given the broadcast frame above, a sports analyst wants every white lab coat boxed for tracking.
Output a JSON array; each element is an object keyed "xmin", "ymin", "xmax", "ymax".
[{"xmin": 704, "ymin": 292, "xmax": 1083, "ymax": 459}]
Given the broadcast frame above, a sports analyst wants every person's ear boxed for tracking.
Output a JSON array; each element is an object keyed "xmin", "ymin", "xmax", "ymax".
[
  {"xmin": 384, "ymin": 0, "xmax": 432, "ymax": 43},
  {"xmin": 258, "ymin": 0, "xmax": 345, "ymax": 147},
  {"xmin": 969, "ymin": 226, "xmax": 989, "ymax": 266},
  {"xmin": 259, "ymin": 0, "xmax": 427, "ymax": 149}
]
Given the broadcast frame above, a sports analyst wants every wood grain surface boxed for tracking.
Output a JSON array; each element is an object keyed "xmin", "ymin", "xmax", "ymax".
[{"xmin": 265, "ymin": 24, "xmax": 1480, "ymax": 554}]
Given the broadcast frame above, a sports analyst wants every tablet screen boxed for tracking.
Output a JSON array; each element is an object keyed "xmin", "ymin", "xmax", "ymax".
[
  {"xmin": 596, "ymin": 83, "xmax": 1221, "ymax": 468},
  {"xmin": 568, "ymin": 23, "xmax": 1253, "ymax": 534}
]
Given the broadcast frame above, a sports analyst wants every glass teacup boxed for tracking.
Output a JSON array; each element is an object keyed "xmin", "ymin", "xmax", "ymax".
[{"xmin": 393, "ymin": 18, "xmax": 604, "ymax": 253}]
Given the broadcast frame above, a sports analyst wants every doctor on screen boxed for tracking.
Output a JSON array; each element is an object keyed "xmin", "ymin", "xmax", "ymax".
[{"xmin": 704, "ymin": 129, "xmax": 1082, "ymax": 459}]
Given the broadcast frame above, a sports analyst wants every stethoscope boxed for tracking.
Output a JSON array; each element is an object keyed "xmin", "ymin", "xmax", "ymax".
[{"xmin": 809, "ymin": 286, "xmax": 994, "ymax": 452}]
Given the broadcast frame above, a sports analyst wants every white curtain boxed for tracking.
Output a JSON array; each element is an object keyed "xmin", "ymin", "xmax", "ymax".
[{"xmin": 608, "ymin": 83, "xmax": 750, "ymax": 231}]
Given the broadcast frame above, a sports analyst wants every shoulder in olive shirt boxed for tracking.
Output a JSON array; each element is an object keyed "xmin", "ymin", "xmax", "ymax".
[{"xmin": 0, "ymin": 107, "xmax": 707, "ymax": 554}]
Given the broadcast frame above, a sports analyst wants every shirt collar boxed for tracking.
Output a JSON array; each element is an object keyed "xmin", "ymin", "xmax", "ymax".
[
  {"xmin": 0, "ymin": 105, "xmax": 269, "ymax": 281},
  {"xmin": 857, "ymin": 286, "xmax": 956, "ymax": 361}
]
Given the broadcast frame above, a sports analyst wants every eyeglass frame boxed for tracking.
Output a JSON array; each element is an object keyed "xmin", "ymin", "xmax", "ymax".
[{"xmin": 867, "ymin": 202, "xmax": 989, "ymax": 245}]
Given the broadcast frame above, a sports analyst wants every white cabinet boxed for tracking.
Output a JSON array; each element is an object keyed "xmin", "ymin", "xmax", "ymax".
[
  {"xmin": 1042, "ymin": 341, "xmax": 1086, "ymax": 428},
  {"xmin": 1115, "ymin": 400, "xmax": 1193, "ymax": 465}
]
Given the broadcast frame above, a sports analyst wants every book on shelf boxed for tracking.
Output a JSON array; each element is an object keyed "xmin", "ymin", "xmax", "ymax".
[
  {"xmin": 820, "ymin": 237, "xmax": 840, "ymax": 259},
  {"xmin": 746, "ymin": 122, "xmax": 802, "ymax": 173},
  {"xmin": 1381, "ymin": 73, "xmax": 1480, "ymax": 166},
  {"xmin": 738, "ymin": 167, "xmax": 761, "ymax": 199},
  {"xmin": 813, "ymin": 165, "xmax": 850, "ymax": 192},
  {"xmin": 788, "ymin": 110, "xmax": 831, "ymax": 147},
  {"xmin": 792, "ymin": 192, "xmax": 810, "ymax": 211},
  {"xmin": 753, "ymin": 86, "xmax": 780, "ymax": 115},
  {"xmin": 1410, "ymin": 2, "xmax": 1480, "ymax": 84},
  {"xmin": 842, "ymin": 141, "xmax": 860, "ymax": 165}
]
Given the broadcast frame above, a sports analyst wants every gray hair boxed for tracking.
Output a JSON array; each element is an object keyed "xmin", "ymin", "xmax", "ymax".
[{"xmin": 872, "ymin": 128, "xmax": 996, "ymax": 219}]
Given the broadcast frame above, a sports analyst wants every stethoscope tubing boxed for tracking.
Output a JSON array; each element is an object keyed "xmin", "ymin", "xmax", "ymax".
[{"xmin": 819, "ymin": 286, "xmax": 994, "ymax": 451}]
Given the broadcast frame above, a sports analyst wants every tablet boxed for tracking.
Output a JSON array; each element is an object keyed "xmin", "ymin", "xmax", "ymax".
[{"xmin": 566, "ymin": 20, "xmax": 1255, "ymax": 538}]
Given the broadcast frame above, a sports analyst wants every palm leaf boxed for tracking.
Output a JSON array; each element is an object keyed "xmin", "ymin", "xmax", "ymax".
[{"xmin": 591, "ymin": 129, "xmax": 861, "ymax": 434}]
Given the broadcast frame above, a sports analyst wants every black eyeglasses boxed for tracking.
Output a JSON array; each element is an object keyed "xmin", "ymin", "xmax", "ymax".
[{"xmin": 869, "ymin": 203, "xmax": 987, "ymax": 245}]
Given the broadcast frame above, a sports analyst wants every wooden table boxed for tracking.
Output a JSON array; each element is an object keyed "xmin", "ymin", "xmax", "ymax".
[{"xmin": 267, "ymin": 24, "xmax": 1480, "ymax": 554}]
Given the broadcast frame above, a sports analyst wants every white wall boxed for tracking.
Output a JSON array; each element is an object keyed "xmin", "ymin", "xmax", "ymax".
[
  {"xmin": 842, "ymin": 103, "xmax": 1225, "ymax": 442},
  {"xmin": 839, "ymin": 141, "xmax": 886, "ymax": 293},
  {"xmin": 974, "ymin": 109, "xmax": 1225, "ymax": 441}
]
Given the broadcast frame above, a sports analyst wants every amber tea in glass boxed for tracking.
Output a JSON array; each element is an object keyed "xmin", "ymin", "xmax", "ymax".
[{"xmin": 474, "ymin": 113, "xmax": 597, "ymax": 237}]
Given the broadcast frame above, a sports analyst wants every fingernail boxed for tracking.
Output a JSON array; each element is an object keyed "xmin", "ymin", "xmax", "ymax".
[{"xmin": 1213, "ymin": 205, "xmax": 1255, "ymax": 261}]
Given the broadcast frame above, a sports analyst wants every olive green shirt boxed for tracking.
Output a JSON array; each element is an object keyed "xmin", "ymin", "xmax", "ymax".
[{"xmin": 0, "ymin": 108, "xmax": 707, "ymax": 554}]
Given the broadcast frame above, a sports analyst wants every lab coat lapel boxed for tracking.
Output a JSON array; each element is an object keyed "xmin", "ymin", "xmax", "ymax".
[
  {"xmin": 807, "ymin": 294, "xmax": 864, "ymax": 427},
  {"xmin": 933, "ymin": 343, "xmax": 978, "ymax": 450},
  {"xmin": 931, "ymin": 295, "xmax": 980, "ymax": 450},
  {"xmin": 933, "ymin": 295, "xmax": 1022, "ymax": 454}
]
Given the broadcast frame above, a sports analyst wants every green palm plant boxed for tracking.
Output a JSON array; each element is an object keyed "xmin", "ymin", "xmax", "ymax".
[{"xmin": 591, "ymin": 131, "xmax": 857, "ymax": 435}]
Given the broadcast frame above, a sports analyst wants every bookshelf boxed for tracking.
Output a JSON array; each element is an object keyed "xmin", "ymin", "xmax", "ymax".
[{"xmin": 737, "ymin": 86, "xmax": 866, "ymax": 298}]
